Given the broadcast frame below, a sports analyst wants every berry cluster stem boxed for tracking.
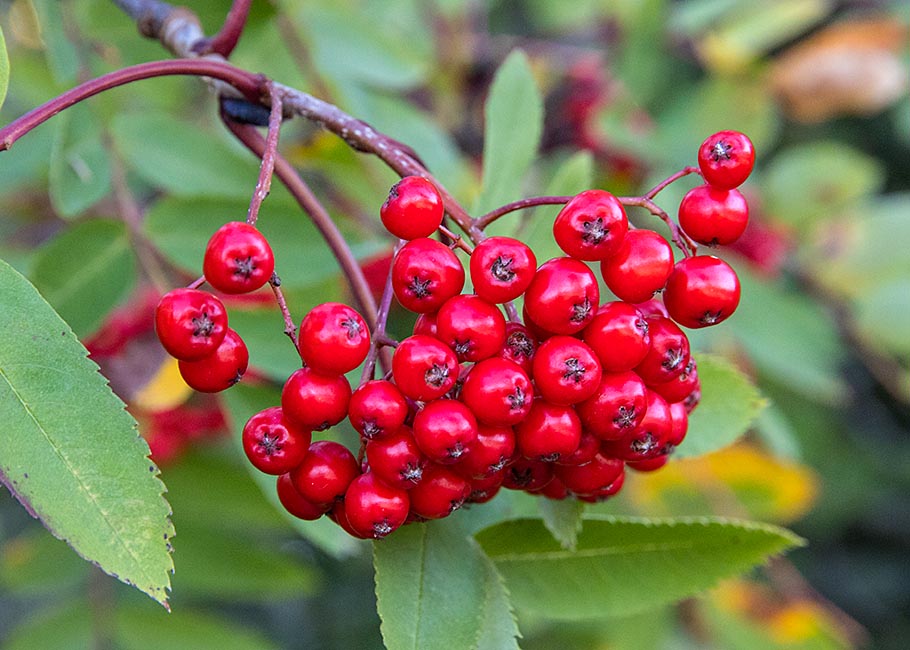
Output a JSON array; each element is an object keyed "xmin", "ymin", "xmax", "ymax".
[
  {"xmin": 194, "ymin": 0, "xmax": 251, "ymax": 58},
  {"xmin": 268, "ymin": 273, "xmax": 299, "ymax": 348},
  {"xmin": 246, "ymin": 83, "xmax": 283, "ymax": 227}
]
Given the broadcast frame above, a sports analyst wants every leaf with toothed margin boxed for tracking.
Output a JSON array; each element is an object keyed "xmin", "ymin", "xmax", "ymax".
[
  {"xmin": 475, "ymin": 554, "xmax": 522, "ymax": 650},
  {"xmin": 538, "ymin": 497, "xmax": 585, "ymax": 551},
  {"xmin": 475, "ymin": 515, "xmax": 804, "ymax": 620},
  {"xmin": 0, "ymin": 258, "xmax": 174, "ymax": 606}
]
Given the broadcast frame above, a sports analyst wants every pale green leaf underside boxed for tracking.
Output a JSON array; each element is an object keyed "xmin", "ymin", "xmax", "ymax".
[
  {"xmin": 0, "ymin": 259, "xmax": 173, "ymax": 605},
  {"xmin": 476, "ymin": 515, "xmax": 804, "ymax": 620},
  {"xmin": 538, "ymin": 497, "xmax": 585, "ymax": 551},
  {"xmin": 0, "ymin": 25, "xmax": 10, "ymax": 111}
]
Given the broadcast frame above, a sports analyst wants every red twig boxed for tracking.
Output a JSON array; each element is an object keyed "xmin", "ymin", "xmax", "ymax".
[
  {"xmin": 620, "ymin": 196, "xmax": 698, "ymax": 257},
  {"xmin": 644, "ymin": 165, "xmax": 701, "ymax": 200},
  {"xmin": 475, "ymin": 195, "xmax": 573, "ymax": 230},
  {"xmin": 268, "ymin": 273, "xmax": 299, "ymax": 349},
  {"xmin": 246, "ymin": 84, "xmax": 283, "ymax": 226},
  {"xmin": 196, "ymin": 0, "xmax": 252, "ymax": 57}
]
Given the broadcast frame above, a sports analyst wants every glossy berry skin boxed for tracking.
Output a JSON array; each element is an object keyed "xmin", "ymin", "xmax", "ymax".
[
  {"xmin": 203, "ymin": 221, "xmax": 275, "ymax": 294},
  {"xmin": 178, "ymin": 328, "xmax": 248, "ymax": 393},
  {"xmin": 412, "ymin": 400, "xmax": 478, "ymax": 464},
  {"xmin": 290, "ymin": 440, "xmax": 359, "ymax": 506},
  {"xmin": 576, "ymin": 370, "xmax": 648, "ymax": 440},
  {"xmin": 412, "ymin": 312, "xmax": 438, "ymax": 337},
  {"xmin": 634, "ymin": 317, "xmax": 691, "ymax": 385},
  {"xmin": 524, "ymin": 257, "xmax": 599, "ymax": 335},
  {"xmin": 391, "ymin": 335, "xmax": 458, "ymax": 402},
  {"xmin": 392, "ymin": 238, "xmax": 465, "ymax": 313},
  {"xmin": 460, "ymin": 357, "xmax": 533, "ymax": 427},
  {"xmin": 668, "ymin": 401, "xmax": 689, "ymax": 449},
  {"xmin": 242, "ymin": 407, "xmax": 311, "ymax": 475},
  {"xmin": 553, "ymin": 189, "xmax": 629, "ymax": 261},
  {"xmin": 577, "ymin": 469, "xmax": 626, "ymax": 502},
  {"xmin": 499, "ymin": 322, "xmax": 537, "ymax": 374},
  {"xmin": 343, "ymin": 473, "xmax": 409, "ymax": 539},
  {"xmin": 281, "ymin": 367, "xmax": 351, "ymax": 431},
  {"xmin": 276, "ymin": 473, "xmax": 328, "ymax": 520},
  {"xmin": 298, "ymin": 302, "xmax": 371, "ymax": 374},
  {"xmin": 678, "ymin": 185, "xmax": 749, "ymax": 246},
  {"xmin": 626, "ymin": 455, "xmax": 669, "ymax": 472},
  {"xmin": 435, "ymin": 295, "xmax": 506, "ymax": 362},
  {"xmin": 554, "ymin": 430, "xmax": 601, "ymax": 467},
  {"xmin": 380, "ymin": 176, "xmax": 444, "ymax": 240},
  {"xmin": 582, "ymin": 302, "xmax": 651, "ymax": 373},
  {"xmin": 366, "ymin": 427, "xmax": 427, "ymax": 490},
  {"xmin": 554, "ymin": 452, "xmax": 625, "ymax": 497},
  {"xmin": 455, "ymin": 424, "xmax": 516, "ymax": 479},
  {"xmin": 514, "ymin": 400, "xmax": 582, "ymax": 462},
  {"xmin": 663, "ymin": 255, "xmax": 741, "ymax": 329},
  {"xmin": 407, "ymin": 464, "xmax": 470, "ymax": 520},
  {"xmin": 467, "ymin": 473, "xmax": 505, "ymax": 504},
  {"xmin": 348, "ymin": 380, "xmax": 408, "ymax": 440},
  {"xmin": 600, "ymin": 229, "xmax": 674, "ymax": 304},
  {"xmin": 502, "ymin": 457, "xmax": 554, "ymax": 492},
  {"xmin": 602, "ymin": 390, "xmax": 673, "ymax": 462},
  {"xmin": 697, "ymin": 130, "xmax": 755, "ymax": 190},
  {"xmin": 470, "ymin": 236, "xmax": 537, "ymax": 304},
  {"xmin": 155, "ymin": 288, "xmax": 228, "ymax": 361},
  {"xmin": 532, "ymin": 336, "xmax": 602, "ymax": 405},
  {"xmin": 651, "ymin": 358, "xmax": 699, "ymax": 404}
]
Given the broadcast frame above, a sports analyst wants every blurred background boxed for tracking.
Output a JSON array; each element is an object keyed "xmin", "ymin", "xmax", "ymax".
[{"xmin": 0, "ymin": 0, "xmax": 908, "ymax": 648}]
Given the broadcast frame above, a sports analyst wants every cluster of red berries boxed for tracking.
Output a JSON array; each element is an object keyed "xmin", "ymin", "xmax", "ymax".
[{"xmin": 156, "ymin": 131, "xmax": 754, "ymax": 541}]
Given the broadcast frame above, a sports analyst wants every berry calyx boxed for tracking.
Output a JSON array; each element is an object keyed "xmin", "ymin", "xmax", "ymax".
[
  {"xmin": 392, "ymin": 238, "xmax": 465, "ymax": 313},
  {"xmin": 553, "ymin": 189, "xmax": 629, "ymax": 261},
  {"xmin": 470, "ymin": 236, "xmax": 537, "ymax": 304},
  {"xmin": 242, "ymin": 406, "xmax": 311, "ymax": 475},
  {"xmin": 391, "ymin": 335, "xmax": 458, "ymax": 402}
]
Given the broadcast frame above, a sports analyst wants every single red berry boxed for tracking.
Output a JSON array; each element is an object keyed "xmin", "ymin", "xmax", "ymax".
[
  {"xmin": 678, "ymin": 184, "xmax": 749, "ymax": 246},
  {"xmin": 412, "ymin": 312, "xmax": 438, "ymax": 337},
  {"xmin": 651, "ymin": 358, "xmax": 699, "ymax": 404},
  {"xmin": 380, "ymin": 176, "xmax": 445, "ymax": 240},
  {"xmin": 635, "ymin": 298, "xmax": 669, "ymax": 319},
  {"xmin": 554, "ymin": 452, "xmax": 624, "ymax": 496},
  {"xmin": 392, "ymin": 238, "xmax": 465, "ymax": 313},
  {"xmin": 498, "ymin": 322, "xmax": 537, "ymax": 374},
  {"xmin": 281, "ymin": 367, "xmax": 351, "ymax": 431},
  {"xmin": 532, "ymin": 336, "xmax": 602, "ymax": 405},
  {"xmin": 470, "ymin": 236, "xmax": 537, "ymax": 303},
  {"xmin": 412, "ymin": 400, "xmax": 478, "ymax": 464},
  {"xmin": 554, "ymin": 430, "xmax": 601, "ymax": 467},
  {"xmin": 454, "ymin": 424, "xmax": 516, "ymax": 479},
  {"xmin": 366, "ymin": 427, "xmax": 427, "ymax": 490},
  {"xmin": 576, "ymin": 468, "xmax": 626, "ymax": 502},
  {"xmin": 460, "ymin": 357, "xmax": 533, "ymax": 427},
  {"xmin": 242, "ymin": 407, "xmax": 311, "ymax": 475},
  {"xmin": 600, "ymin": 229, "xmax": 674, "ymax": 304},
  {"xmin": 203, "ymin": 221, "xmax": 275, "ymax": 294},
  {"xmin": 582, "ymin": 302, "xmax": 651, "ymax": 373},
  {"xmin": 276, "ymin": 473, "xmax": 328, "ymax": 521},
  {"xmin": 435, "ymin": 294, "xmax": 506, "ymax": 362},
  {"xmin": 553, "ymin": 189, "xmax": 629, "ymax": 261},
  {"xmin": 626, "ymin": 455, "xmax": 670, "ymax": 472},
  {"xmin": 697, "ymin": 130, "xmax": 755, "ymax": 190},
  {"xmin": 466, "ymin": 472, "xmax": 505, "ymax": 504},
  {"xmin": 391, "ymin": 335, "xmax": 458, "ymax": 402},
  {"xmin": 343, "ymin": 473, "xmax": 409, "ymax": 539},
  {"xmin": 602, "ymin": 389, "xmax": 673, "ymax": 462},
  {"xmin": 576, "ymin": 370, "xmax": 648, "ymax": 440},
  {"xmin": 178, "ymin": 328, "xmax": 248, "ymax": 392},
  {"xmin": 348, "ymin": 380, "xmax": 408, "ymax": 440},
  {"xmin": 298, "ymin": 302, "xmax": 371, "ymax": 374},
  {"xmin": 668, "ymin": 401, "xmax": 689, "ymax": 449},
  {"xmin": 290, "ymin": 440, "xmax": 359, "ymax": 506},
  {"xmin": 524, "ymin": 257, "xmax": 599, "ymax": 335},
  {"xmin": 634, "ymin": 317, "xmax": 691, "ymax": 384},
  {"xmin": 155, "ymin": 288, "xmax": 228, "ymax": 361},
  {"xmin": 407, "ymin": 464, "xmax": 470, "ymax": 520},
  {"xmin": 328, "ymin": 499, "xmax": 370, "ymax": 539},
  {"xmin": 502, "ymin": 457, "xmax": 554, "ymax": 492},
  {"xmin": 514, "ymin": 400, "xmax": 582, "ymax": 462},
  {"xmin": 663, "ymin": 255, "xmax": 741, "ymax": 329}
]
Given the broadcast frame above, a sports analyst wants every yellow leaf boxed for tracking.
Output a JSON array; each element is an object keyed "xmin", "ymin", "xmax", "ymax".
[{"xmin": 131, "ymin": 357, "xmax": 193, "ymax": 412}]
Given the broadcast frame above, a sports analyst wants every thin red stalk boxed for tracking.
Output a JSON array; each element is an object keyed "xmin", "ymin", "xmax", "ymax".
[
  {"xmin": 0, "ymin": 59, "xmax": 262, "ymax": 151},
  {"xmin": 475, "ymin": 195, "xmax": 572, "ymax": 230},
  {"xmin": 439, "ymin": 224, "xmax": 475, "ymax": 254},
  {"xmin": 620, "ymin": 196, "xmax": 697, "ymax": 257},
  {"xmin": 187, "ymin": 276, "xmax": 206, "ymax": 290},
  {"xmin": 269, "ymin": 273, "xmax": 299, "ymax": 348},
  {"xmin": 197, "ymin": 0, "xmax": 252, "ymax": 57},
  {"xmin": 246, "ymin": 84, "xmax": 283, "ymax": 226},
  {"xmin": 644, "ymin": 166, "xmax": 701, "ymax": 200}
]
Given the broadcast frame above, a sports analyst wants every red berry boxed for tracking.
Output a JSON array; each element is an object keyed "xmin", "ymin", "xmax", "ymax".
[
  {"xmin": 678, "ymin": 185, "xmax": 749, "ymax": 246},
  {"xmin": 276, "ymin": 473, "xmax": 328, "ymax": 520},
  {"xmin": 298, "ymin": 302, "xmax": 371, "ymax": 374},
  {"xmin": 554, "ymin": 452, "xmax": 624, "ymax": 496},
  {"xmin": 366, "ymin": 427, "xmax": 427, "ymax": 490},
  {"xmin": 524, "ymin": 257, "xmax": 599, "ymax": 335},
  {"xmin": 155, "ymin": 288, "xmax": 228, "ymax": 361},
  {"xmin": 467, "ymin": 472, "xmax": 505, "ymax": 503},
  {"xmin": 532, "ymin": 336, "xmax": 602, "ymax": 405},
  {"xmin": 634, "ymin": 317, "xmax": 691, "ymax": 384},
  {"xmin": 380, "ymin": 176, "xmax": 445, "ymax": 240},
  {"xmin": 412, "ymin": 400, "xmax": 478, "ymax": 464},
  {"xmin": 576, "ymin": 370, "xmax": 648, "ymax": 440},
  {"xmin": 178, "ymin": 328, "xmax": 248, "ymax": 392},
  {"xmin": 343, "ymin": 473, "xmax": 409, "ymax": 539},
  {"xmin": 582, "ymin": 302, "xmax": 651, "ymax": 373},
  {"xmin": 348, "ymin": 380, "xmax": 408, "ymax": 440},
  {"xmin": 600, "ymin": 229, "xmax": 674, "ymax": 304},
  {"xmin": 412, "ymin": 312, "xmax": 438, "ymax": 337},
  {"xmin": 392, "ymin": 238, "xmax": 465, "ymax": 313},
  {"xmin": 328, "ymin": 500, "xmax": 370, "ymax": 539},
  {"xmin": 538, "ymin": 476, "xmax": 570, "ymax": 500},
  {"xmin": 651, "ymin": 358, "xmax": 698, "ymax": 404},
  {"xmin": 663, "ymin": 255, "xmax": 741, "ymax": 329},
  {"xmin": 553, "ymin": 189, "xmax": 629, "ymax": 261},
  {"xmin": 626, "ymin": 455, "xmax": 669, "ymax": 472},
  {"xmin": 602, "ymin": 390, "xmax": 673, "ymax": 462},
  {"xmin": 697, "ymin": 130, "xmax": 755, "ymax": 189},
  {"xmin": 498, "ymin": 322, "xmax": 537, "ymax": 374},
  {"xmin": 391, "ymin": 335, "xmax": 458, "ymax": 402},
  {"xmin": 407, "ymin": 464, "xmax": 470, "ymax": 520},
  {"xmin": 460, "ymin": 357, "xmax": 533, "ymax": 427},
  {"xmin": 668, "ymin": 401, "xmax": 689, "ymax": 449},
  {"xmin": 290, "ymin": 440, "xmax": 359, "ymax": 506},
  {"xmin": 576, "ymin": 468, "xmax": 625, "ymax": 502},
  {"xmin": 470, "ymin": 236, "xmax": 537, "ymax": 303},
  {"xmin": 455, "ymin": 424, "xmax": 516, "ymax": 479},
  {"xmin": 241, "ymin": 407, "xmax": 311, "ymax": 475},
  {"xmin": 554, "ymin": 430, "xmax": 601, "ymax": 467},
  {"xmin": 502, "ymin": 457, "xmax": 554, "ymax": 492},
  {"xmin": 435, "ymin": 294, "xmax": 506, "ymax": 362},
  {"xmin": 514, "ymin": 400, "xmax": 582, "ymax": 462},
  {"xmin": 203, "ymin": 221, "xmax": 275, "ymax": 294},
  {"xmin": 281, "ymin": 367, "xmax": 351, "ymax": 431}
]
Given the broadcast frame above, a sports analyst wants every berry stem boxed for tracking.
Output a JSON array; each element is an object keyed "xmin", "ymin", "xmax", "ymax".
[
  {"xmin": 268, "ymin": 272, "xmax": 299, "ymax": 348},
  {"xmin": 438, "ymin": 224, "xmax": 475, "ymax": 254},
  {"xmin": 194, "ymin": 0, "xmax": 251, "ymax": 58},
  {"xmin": 643, "ymin": 165, "xmax": 701, "ymax": 200},
  {"xmin": 246, "ymin": 83, "xmax": 283, "ymax": 227},
  {"xmin": 619, "ymin": 196, "xmax": 698, "ymax": 258},
  {"xmin": 360, "ymin": 247, "xmax": 399, "ymax": 385},
  {"xmin": 475, "ymin": 195, "xmax": 573, "ymax": 230}
]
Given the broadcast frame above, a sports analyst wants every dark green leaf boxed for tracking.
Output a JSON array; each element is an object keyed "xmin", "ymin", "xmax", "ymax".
[
  {"xmin": 29, "ymin": 219, "xmax": 135, "ymax": 337},
  {"xmin": 475, "ymin": 555, "xmax": 522, "ymax": 650},
  {"xmin": 537, "ymin": 498, "xmax": 585, "ymax": 551},
  {"xmin": 475, "ymin": 50, "xmax": 543, "ymax": 215},
  {"xmin": 48, "ymin": 103, "xmax": 112, "ymax": 218},
  {"xmin": 0, "ymin": 259, "xmax": 173, "ymax": 605},
  {"xmin": 676, "ymin": 353, "xmax": 766, "ymax": 459},
  {"xmin": 476, "ymin": 515, "xmax": 804, "ymax": 619}
]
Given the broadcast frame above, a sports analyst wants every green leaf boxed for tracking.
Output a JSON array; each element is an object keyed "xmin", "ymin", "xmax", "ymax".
[
  {"xmin": 32, "ymin": 0, "xmax": 79, "ymax": 84},
  {"xmin": 0, "ymin": 259, "xmax": 173, "ymax": 605},
  {"xmin": 0, "ymin": 25, "xmax": 9, "ymax": 111},
  {"xmin": 475, "ymin": 515, "xmax": 804, "ymax": 620},
  {"xmin": 373, "ymin": 518, "xmax": 488, "ymax": 650},
  {"xmin": 676, "ymin": 353, "xmax": 767, "ymax": 458},
  {"xmin": 475, "ymin": 555, "xmax": 522, "ymax": 650},
  {"xmin": 537, "ymin": 497, "xmax": 585, "ymax": 551},
  {"xmin": 29, "ymin": 219, "xmax": 136, "ymax": 337},
  {"xmin": 48, "ymin": 102, "xmax": 112, "ymax": 218},
  {"xmin": 474, "ymin": 50, "xmax": 543, "ymax": 215},
  {"xmin": 854, "ymin": 280, "xmax": 910, "ymax": 360}
]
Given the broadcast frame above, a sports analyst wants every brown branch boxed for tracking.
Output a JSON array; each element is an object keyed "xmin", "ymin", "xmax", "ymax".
[{"xmin": 246, "ymin": 83, "xmax": 283, "ymax": 226}]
